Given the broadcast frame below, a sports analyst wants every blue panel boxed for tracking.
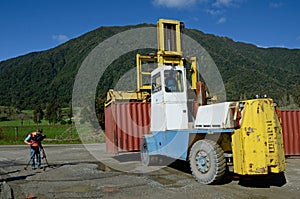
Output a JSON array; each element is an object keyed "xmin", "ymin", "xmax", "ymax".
[
  {"xmin": 164, "ymin": 130, "xmax": 190, "ymax": 160},
  {"xmin": 145, "ymin": 130, "xmax": 190, "ymax": 160},
  {"xmin": 144, "ymin": 129, "xmax": 234, "ymax": 160}
]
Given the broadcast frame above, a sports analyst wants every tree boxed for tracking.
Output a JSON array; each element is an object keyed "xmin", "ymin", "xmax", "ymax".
[
  {"xmin": 67, "ymin": 104, "xmax": 73, "ymax": 124},
  {"xmin": 96, "ymin": 97, "xmax": 105, "ymax": 129},
  {"xmin": 292, "ymin": 85, "xmax": 300, "ymax": 108},
  {"xmin": 33, "ymin": 104, "xmax": 44, "ymax": 124},
  {"xmin": 45, "ymin": 102, "xmax": 62, "ymax": 124}
]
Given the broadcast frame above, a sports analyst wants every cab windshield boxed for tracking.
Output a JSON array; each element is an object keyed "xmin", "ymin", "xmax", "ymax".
[{"xmin": 164, "ymin": 70, "xmax": 183, "ymax": 92}]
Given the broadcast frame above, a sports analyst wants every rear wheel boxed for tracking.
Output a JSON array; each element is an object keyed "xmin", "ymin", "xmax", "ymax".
[
  {"xmin": 189, "ymin": 139, "xmax": 226, "ymax": 184},
  {"xmin": 141, "ymin": 138, "xmax": 154, "ymax": 166}
]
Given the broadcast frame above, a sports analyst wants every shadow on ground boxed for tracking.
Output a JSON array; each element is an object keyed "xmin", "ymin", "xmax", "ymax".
[
  {"xmin": 238, "ymin": 172, "xmax": 287, "ymax": 188},
  {"xmin": 111, "ymin": 153, "xmax": 287, "ymax": 187}
]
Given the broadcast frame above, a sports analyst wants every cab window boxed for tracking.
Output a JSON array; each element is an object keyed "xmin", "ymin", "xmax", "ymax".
[
  {"xmin": 164, "ymin": 70, "xmax": 183, "ymax": 92},
  {"xmin": 151, "ymin": 73, "xmax": 162, "ymax": 93}
]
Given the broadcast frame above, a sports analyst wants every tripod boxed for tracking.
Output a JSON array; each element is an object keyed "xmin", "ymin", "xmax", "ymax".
[
  {"xmin": 40, "ymin": 144, "xmax": 49, "ymax": 171},
  {"xmin": 24, "ymin": 143, "xmax": 49, "ymax": 171}
]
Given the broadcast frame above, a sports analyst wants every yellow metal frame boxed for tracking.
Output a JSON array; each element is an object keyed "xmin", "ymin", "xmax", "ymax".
[
  {"xmin": 157, "ymin": 19, "xmax": 183, "ymax": 66},
  {"xmin": 105, "ymin": 18, "xmax": 199, "ymax": 106},
  {"xmin": 190, "ymin": 57, "xmax": 197, "ymax": 90},
  {"xmin": 133, "ymin": 19, "xmax": 199, "ymax": 101},
  {"xmin": 136, "ymin": 54, "xmax": 156, "ymax": 92},
  {"xmin": 157, "ymin": 19, "xmax": 182, "ymax": 53},
  {"xmin": 104, "ymin": 90, "xmax": 150, "ymax": 107},
  {"xmin": 232, "ymin": 98, "xmax": 286, "ymax": 175}
]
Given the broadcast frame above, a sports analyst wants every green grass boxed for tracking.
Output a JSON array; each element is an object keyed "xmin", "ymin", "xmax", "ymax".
[
  {"xmin": 0, "ymin": 107, "xmax": 104, "ymax": 145},
  {"xmin": 0, "ymin": 119, "xmax": 50, "ymax": 126},
  {"xmin": 22, "ymin": 109, "xmax": 34, "ymax": 114},
  {"xmin": 0, "ymin": 124, "xmax": 83, "ymax": 145},
  {"xmin": 0, "ymin": 121, "xmax": 106, "ymax": 145}
]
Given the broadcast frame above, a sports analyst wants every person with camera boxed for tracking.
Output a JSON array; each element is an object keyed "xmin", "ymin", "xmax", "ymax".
[{"xmin": 24, "ymin": 129, "xmax": 44, "ymax": 170}]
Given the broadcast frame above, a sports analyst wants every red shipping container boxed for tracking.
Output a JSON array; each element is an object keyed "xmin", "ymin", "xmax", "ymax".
[
  {"xmin": 280, "ymin": 110, "xmax": 300, "ymax": 156},
  {"xmin": 105, "ymin": 102, "xmax": 151, "ymax": 154}
]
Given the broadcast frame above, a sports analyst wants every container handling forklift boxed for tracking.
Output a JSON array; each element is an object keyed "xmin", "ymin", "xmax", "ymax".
[{"xmin": 105, "ymin": 19, "xmax": 286, "ymax": 185}]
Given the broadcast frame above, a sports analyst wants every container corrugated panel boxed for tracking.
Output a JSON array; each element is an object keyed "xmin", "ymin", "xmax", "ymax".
[
  {"xmin": 105, "ymin": 102, "xmax": 151, "ymax": 154},
  {"xmin": 280, "ymin": 110, "xmax": 300, "ymax": 156},
  {"xmin": 104, "ymin": 105, "xmax": 116, "ymax": 154}
]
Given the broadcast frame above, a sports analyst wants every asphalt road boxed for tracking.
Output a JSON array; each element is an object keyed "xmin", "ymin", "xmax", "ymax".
[{"xmin": 0, "ymin": 144, "xmax": 300, "ymax": 199}]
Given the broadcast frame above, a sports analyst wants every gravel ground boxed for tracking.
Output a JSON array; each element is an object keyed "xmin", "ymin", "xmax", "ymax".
[{"xmin": 0, "ymin": 144, "xmax": 299, "ymax": 199}]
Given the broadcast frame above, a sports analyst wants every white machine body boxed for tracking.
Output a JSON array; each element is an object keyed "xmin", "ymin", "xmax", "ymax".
[{"xmin": 194, "ymin": 102, "xmax": 236, "ymax": 129}]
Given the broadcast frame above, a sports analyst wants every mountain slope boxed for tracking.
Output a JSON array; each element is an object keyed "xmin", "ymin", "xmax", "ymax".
[
  {"xmin": 0, "ymin": 24, "xmax": 148, "ymax": 109},
  {"xmin": 184, "ymin": 28, "xmax": 300, "ymax": 103},
  {"xmin": 0, "ymin": 23, "xmax": 299, "ymax": 110}
]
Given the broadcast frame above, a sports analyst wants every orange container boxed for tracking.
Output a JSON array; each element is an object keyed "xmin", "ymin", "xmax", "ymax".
[
  {"xmin": 280, "ymin": 110, "xmax": 300, "ymax": 156},
  {"xmin": 105, "ymin": 102, "xmax": 150, "ymax": 154}
]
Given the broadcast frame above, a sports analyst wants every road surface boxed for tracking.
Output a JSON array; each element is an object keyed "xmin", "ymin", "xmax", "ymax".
[{"xmin": 0, "ymin": 144, "xmax": 299, "ymax": 199}]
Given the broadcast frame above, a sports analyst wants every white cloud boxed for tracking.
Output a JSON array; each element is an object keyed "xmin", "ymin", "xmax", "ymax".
[
  {"xmin": 213, "ymin": 0, "xmax": 244, "ymax": 8},
  {"xmin": 52, "ymin": 34, "xmax": 69, "ymax": 42},
  {"xmin": 269, "ymin": 2, "xmax": 282, "ymax": 8},
  {"xmin": 152, "ymin": 0, "xmax": 243, "ymax": 24},
  {"xmin": 213, "ymin": 0, "xmax": 233, "ymax": 8},
  {"xmin": 153, "ymin": 0, "xmax": 243, "ymax": 9},
  {"xmin": 257, "ymin": 44, "xmax": 286, "ymax": 48},
  {"xmin": 297, "ymin": 36, "xmax": 300, "ymax": 41},
  {"xmin": 152, "ymin": 0, "xmax": 197, "ymax": 8},
  {"xmin": 206, "ymin": 9, "xmax": 223, "ymax": 15},
  {"xmin": 217, "ymin": 17, "xmax": 227, "ymax": 24}
]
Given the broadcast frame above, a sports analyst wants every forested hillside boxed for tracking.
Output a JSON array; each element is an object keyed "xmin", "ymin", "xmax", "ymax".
[
  {"xmin": 0, "ymin": 23, "xmax": 299, "ymax": 111},
  {"xmin": 184, "ymin": 28, "xmax": 300, "ymax": 107}
]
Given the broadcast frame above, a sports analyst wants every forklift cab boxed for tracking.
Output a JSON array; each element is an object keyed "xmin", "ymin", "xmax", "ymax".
[
  {"xmin": 152, "ymin": 68, "xmax": 184, "ymax": 93},
  {"xmin": 150, "ymin": 65, "xmax": 188, "ymax": 131}
]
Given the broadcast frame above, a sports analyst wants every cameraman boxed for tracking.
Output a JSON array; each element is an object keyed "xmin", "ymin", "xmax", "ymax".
[{"xmin": 24, "ymin": 129, "xmax": 43, "ymax": 169}]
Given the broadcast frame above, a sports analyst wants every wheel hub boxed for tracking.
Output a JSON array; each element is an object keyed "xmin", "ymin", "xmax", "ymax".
[{"xmin": 196, "ymin": 151, "xmax": 210, "ymax": 173}]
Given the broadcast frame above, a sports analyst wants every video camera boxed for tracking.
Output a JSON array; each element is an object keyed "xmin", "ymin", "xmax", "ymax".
[{"xmin": 32, "ymin": 131, "xmax": 46, "ymax": 142}]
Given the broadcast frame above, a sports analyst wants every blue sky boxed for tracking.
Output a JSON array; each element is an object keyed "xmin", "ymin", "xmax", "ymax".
[{"xmin": 0, "ymin": 0, "xmax": 299, "ymax": 61}]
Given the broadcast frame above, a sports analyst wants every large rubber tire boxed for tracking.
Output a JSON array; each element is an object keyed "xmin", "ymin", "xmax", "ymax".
[
  {"xmin": 140, "ymin": 138, "xmax": 155, "ymax": 166},
  {"xmin": 189, "ymin": 139, "xmax": 226, "ymax": 184}
]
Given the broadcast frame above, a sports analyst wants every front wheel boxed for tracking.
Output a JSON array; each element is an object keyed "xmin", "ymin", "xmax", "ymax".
[{"xmin": 189, "ymin": 139, "xmax": 226, "ymax": 184}]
